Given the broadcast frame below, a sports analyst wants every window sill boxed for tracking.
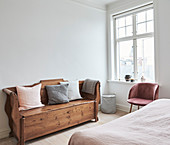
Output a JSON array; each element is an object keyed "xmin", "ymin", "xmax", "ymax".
[
  {"xmin": 107, "ymin": 80, "xmax": 157, "ymax": 85},
  {"xmin": 107, "ymin": 80, "xmax": 137, "ymax": 85}
]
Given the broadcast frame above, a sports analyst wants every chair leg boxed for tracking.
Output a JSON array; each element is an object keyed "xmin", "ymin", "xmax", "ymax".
[
  {"xmin": 138, "ymin": 106, "xmax": 140, "ymax": 110},
  {"xmin": 129, "ymin": 104, "xmax": 133, "ymax": 113}
]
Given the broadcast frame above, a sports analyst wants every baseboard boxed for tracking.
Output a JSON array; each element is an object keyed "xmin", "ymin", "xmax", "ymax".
[
  {"xmin": 100, "ymin": 103, "xmax": 136, "ymax": 113},
  {"xmin": 116, "ymin": 104, "xmax": 138, "ymax": 113},
  {"xmin": 0, "ymin": 129, "xmax": 10, "ymax": 139},
  {"xmin": 116, "ymin": 104, "xmax": 129, "ymax": 112}
]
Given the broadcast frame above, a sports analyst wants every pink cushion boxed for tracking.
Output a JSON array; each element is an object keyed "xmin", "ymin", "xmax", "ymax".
[
  {"xmin": 16, "ymin": 84, "xmax": 44, "ymax": 111},
  {"xmin": 127, "ymin": 98, "xmax": 153, "ymax": 106}
]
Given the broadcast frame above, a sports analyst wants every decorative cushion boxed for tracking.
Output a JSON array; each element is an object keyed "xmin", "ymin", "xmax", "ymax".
[
  {"xmin": 16, "ymin": 84, "xmax": 44, "ymax": 111},
  {"xmin": 60, "ymin": 81, "xmax": 82, "ymax": 101},
  {"xmin": 46, "ymin": 84, "xmax": 69, "ymax": 105}
]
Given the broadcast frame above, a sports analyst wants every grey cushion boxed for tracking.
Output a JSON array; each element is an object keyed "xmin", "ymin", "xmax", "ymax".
[{"xmin": 46, "ymin": 84, "xmax": 69, "ymax": 105}]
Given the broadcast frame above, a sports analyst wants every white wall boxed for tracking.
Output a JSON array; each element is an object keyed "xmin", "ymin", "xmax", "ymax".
[
  {"xmin": 107, "ymin": 0, "xmax": 170, "ymax": 112},
  {"xmin": 154, "ymin": 0, "xmax": 170, "ymax": 99},
  {"xmin": 0, "ymin": 0, "xmax": 107, "ymax": 138}
]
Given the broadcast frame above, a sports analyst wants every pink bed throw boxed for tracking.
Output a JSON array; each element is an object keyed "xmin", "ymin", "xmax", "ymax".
[{"xmin": 69, "ymin": 99, "xmax": 170, "ymax": 145}]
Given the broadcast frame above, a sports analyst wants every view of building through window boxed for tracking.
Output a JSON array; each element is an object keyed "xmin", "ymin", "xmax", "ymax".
[{"xmin": 114, "ymin": 6, "xmax": 154, "ymax": 81}]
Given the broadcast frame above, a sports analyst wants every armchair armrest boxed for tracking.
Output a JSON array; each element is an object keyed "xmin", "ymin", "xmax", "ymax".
[
  {"xmin": 3, "ymin": 88, "xmax": 21, "ymax": 140},
  {"xmin": 95, "ymin": 82, "xmax": 100, "ymax": 103},
  {"xmin": 3, "ymin": 88, "xmax": 20, "ymax": 115},
  {"xmin": 79, "ymin": 80, "xmax": 100, "ymax": 121},
  {"xmin": 80, "ymin": 81, "xmax": 100, "ymax": 102},
  {"xmin": 3, "ymin": 88, "xmax": 14, "ymax": 96}
]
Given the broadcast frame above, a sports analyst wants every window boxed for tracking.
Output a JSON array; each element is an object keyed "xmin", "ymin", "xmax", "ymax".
[{"xmin": 113, "ymin": 5, "xmax": 154, "ymax": 81}]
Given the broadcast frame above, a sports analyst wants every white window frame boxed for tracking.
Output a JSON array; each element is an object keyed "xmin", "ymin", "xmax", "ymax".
[{"xmin": 112, "ymin": 4, "xmax": 155, "ymax": 81}]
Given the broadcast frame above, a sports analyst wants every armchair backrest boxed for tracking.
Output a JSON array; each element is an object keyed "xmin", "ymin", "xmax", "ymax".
[{"xmin": 129, "ymin": 83, "xmax": 159, "ymax": 100}]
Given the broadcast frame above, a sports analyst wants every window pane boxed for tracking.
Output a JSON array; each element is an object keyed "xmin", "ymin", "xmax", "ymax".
[
  {"xmin": 118, "ymin": 40, "xmax": 134, "ymax": 80},
  {"xmin": 118, "ymin": 27, "xmax": 125, "ymax": 38},
  {"xmin": 118, "ymin": 17, "xmax": 125, "ymax": 27},
  {"xmin": 126, "ymin": 26, "xmax": 132, "ymax": 36},
  {"xmin": 147, "ymin": 21, "xmax": 154, "ymax": 33},
  {"xmin": 147, "ymin": 9, "xmax": 153, "ymax": 21},
  {"xmin": 116, "ymin": 15, "xmax": 133, "ymax": 38},
  {"xmin": 126, "ymin": 15, "xmax": 132, "ymax": 25},
  {"xmin": 136, "ymin": 11, "xmax": 146, "ymax": 23},
  {"xmin": 137, "ymin": 22, "xmax": 146, "ymax": 34},
  {"xmin": 137, "ymin": 37, "xmax": 154, "ymax": 81}
]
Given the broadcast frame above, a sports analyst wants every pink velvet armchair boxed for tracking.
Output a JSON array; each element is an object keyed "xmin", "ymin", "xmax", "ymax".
[{"xmin": 127, "ymin": 83, "xmax": 159, "ymax": 113}]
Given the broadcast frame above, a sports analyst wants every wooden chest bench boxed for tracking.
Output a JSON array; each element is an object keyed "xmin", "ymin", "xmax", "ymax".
[{"xmin": 3, "ymin": 78, "xmax": 100, "ymax": 145}]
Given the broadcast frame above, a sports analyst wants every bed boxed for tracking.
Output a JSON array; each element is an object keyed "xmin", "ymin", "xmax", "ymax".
[{"xmin": 69, "ymin": 99, "xmax": 170, "ymax": 145}]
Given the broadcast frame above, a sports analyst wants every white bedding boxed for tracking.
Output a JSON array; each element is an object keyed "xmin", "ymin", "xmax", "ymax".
[{"xmin": 69, "ymin": 99, "xmax": 170, "ymax": 145}]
